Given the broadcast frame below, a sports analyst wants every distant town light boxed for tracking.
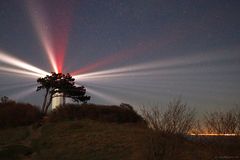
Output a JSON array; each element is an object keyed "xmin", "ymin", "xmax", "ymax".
[{"xmin": 189, "ymin": 133, "xmax": 238, "ymax": 136}]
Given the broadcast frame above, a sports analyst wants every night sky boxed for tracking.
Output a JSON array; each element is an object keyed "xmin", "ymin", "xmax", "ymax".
[{"xmin": 0, "ymin": 0, "xmax": 240, "ymax": 113}]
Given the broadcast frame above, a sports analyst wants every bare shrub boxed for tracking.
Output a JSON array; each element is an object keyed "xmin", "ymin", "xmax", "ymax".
[
  {"xmin": 236, "ymin": 105, "xmax": 240, "ymax": 134},
  {"xmin": 140, "ymin": 106, "xmax": 162, "ymax": 130},
  {"xmin": 141, "ymin": 99, "xmax": 195, "ymax": 135},
  {"xmin": 204, "ymin": 108, "xmax": 239, "ymax": 134}
]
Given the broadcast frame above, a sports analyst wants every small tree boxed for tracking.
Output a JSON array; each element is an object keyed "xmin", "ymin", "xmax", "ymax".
[
  {"xmin": 37, "ymin": 72, "xmax": 90, "ymax": 114},
  {"xmin": 0, "ymin": 96, "xmax": 15, "ymax": 104},
  {"xmin": 161, "ymin": 99, "xmax": 195, "ymax": 134},
  {"xmin": 1, "ymin": 96, "xmax": 9, "ymax": 104}
]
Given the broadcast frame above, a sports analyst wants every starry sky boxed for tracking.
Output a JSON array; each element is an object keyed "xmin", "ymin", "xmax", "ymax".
[{"xmin": 0, "ymin": 0, "xmax": 240, "ymax": 113}]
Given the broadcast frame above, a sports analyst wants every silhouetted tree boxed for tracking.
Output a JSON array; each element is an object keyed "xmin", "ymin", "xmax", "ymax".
[
  {"xmin": 0, "ymin": 96, "xmax": 15, "ymax": 104},
  {"xmin": 1, "ymin": 96, "xmax": 9, "ymax": 104},
  {"xmin": 141, "ymin": 98, "xmax": 195, "ymax": 135},
  {"xmin": 204, "ymin": 108, "xmax": 238, "ymax": 134},
  {"xmin": 37, "ymin": 72, "xmax": 90, "ymax": 114},
  {"xmin": 237, "ymin": 105, "xmax": 240, "ymax": 134}
]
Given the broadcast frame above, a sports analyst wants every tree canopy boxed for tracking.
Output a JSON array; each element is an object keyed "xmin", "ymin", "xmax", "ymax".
[{"xmin": 37, "ymin": 72, "xmax": 90, "ymax": 114}]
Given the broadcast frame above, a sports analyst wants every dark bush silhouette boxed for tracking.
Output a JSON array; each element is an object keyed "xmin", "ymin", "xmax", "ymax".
[
  {"xmin": 204, "ymin": 107, "xmax": 240, "ymax": 134},
  {"xmin": 37, "ymin": 72, "xmax": 90, "ymax": 114},
  {"xmin": 48, "ymin": 103, "xmax": 144, "ymax": 123},
  {"xmin": 141, "ymin": 98, "xmax": 195, "ymax": 135},
  {"xmin": 0, "ymin": 102, "xmax": 41, "ymax": 128},
  {"xmin": 1, "ymin": 96, "xmax": 15, "ymax": 104}
]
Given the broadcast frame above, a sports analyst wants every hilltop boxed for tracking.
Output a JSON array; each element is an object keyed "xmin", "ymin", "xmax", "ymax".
[
  {"xmin": 0, "ymin": 103, "xmax": 240, "ymax": 160},
  {"xmin": 0, "ymin": 119, "xmax": 212, "ymax": 160}
]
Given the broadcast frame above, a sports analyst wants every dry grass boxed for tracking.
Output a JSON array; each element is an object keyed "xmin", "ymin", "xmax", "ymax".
[
  {"xmin": 0, "ymin": 119, "xmax": 239, "ymax": 160},
  {"xmin": 0, "ymin": 102, "xmax": 41, "ymax": 128},
  {"xmin": 30, "ymin": 120, "xmax": 147, "ymax": 160},
  {"xmin": 0, "ymin": 101, "xmax": 240, "ymax": 160}
]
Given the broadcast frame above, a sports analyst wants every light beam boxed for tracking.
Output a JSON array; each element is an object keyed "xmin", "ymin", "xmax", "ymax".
[
  {"xmin": 71, "ymin": 34, "xmax": 179, "ymax": 75},
  {"xmin": 86, "ymin": 87, "xmax": 121, "ymax": 105},
  {"xmin": 26, "ymin": 0, "xmax": 58, "ymax": 73},
  {"xmin": 0, "ymin": 51, "xmax": 50, "ymax": 76},
  {"xmin": 26, "ymin": 0, "xmax": 73, "ymax": 73},
  {"xmin": 0, "ymin": 82, "xmax": 36, "ymax": 92},
  {"xmin": 10, "ymin": 86, "xmax": 36, "ymax": 100},
  {"xmin": 0, "ymin": 66, "xmax": 45, "ymax": 78},
  {"xmin": 73, "ymin": 52, "xmax": 239, "ymax": 80}
]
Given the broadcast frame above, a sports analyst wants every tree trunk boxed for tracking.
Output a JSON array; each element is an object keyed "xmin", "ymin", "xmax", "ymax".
[
  {"xmin": 44, "ymin": 93, "xmax": 53, "ymax": 115},
  {"xmin": 63, "ymin": 93, "xmax": 66, "ymax": 106},
  {"xmin": 41, "ymin": 89, "xmax": 49, "ymax": 113}
]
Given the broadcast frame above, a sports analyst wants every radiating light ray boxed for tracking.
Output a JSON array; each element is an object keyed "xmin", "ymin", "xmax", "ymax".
[
  {"xmin": 71, "ymin": 32, "xmax": 181, "ymax": 75},
  {"xmin": 77, "ymin": 77, "xmax": 240, "ymax": 105},
  {"xmin": 26, "ymin": 0, "xmax": 74, "ymax": 73},
  {"xmin": 84, "ymin": 83, "xmax": 150, "ymax": 105},
  {"xmin": 86, "ymin": 87, "xmax": 122, "ymax": 105},
  {"xmin": 0, "ymin": 82, "xmax": 36, "ymax": 92},
  {"xmin": 71, "ymin": 43, "xmax": 151, "ymax": 75},
  {"xmin": 75, "ymin": 61, "xmax": 240, "ymax": 81},
  {"xmin": 0, "ymin": 66, "xmax": 45, "ymax": 78},
  {"xmin": 75, "ymin": 46, "xmax": 240, "ymax": 79},
  {"xmin": 0, "ymin": 51, "xmax": 50, "ymax": 76},
  {"xmin": 10, "ymin": 86, "xmax": 36, "ymax": 100},
  {"xmin": 26, "ymin": 0, "xmax": 58, "ymax": 73},
  {"xmin": 72, "ymin": 49, "xmax": 240, "ymax": 107},
  {"xmin": 73, "ymin": 52, "xmax": 232, "ymax": 80}
]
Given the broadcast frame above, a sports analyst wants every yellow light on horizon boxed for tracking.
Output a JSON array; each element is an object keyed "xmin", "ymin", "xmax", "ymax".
[{"xmin": 189, "ymin": 133, "xmax": 238, "ymax": 136}]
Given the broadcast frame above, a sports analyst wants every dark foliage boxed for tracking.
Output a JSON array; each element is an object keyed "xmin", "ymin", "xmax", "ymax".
[
  {"xmin": 1, "ymin": 96, "xmax": 15, "ymax": 104},
  {"xmin": 48, "ymin": 104, "xmax": 144, "ymax": 123},
  {"xmin": 37, "ymin": 72, "xmax": 90, "ymax": 114},
  {"xmin": 0, "ymin": 102, "xmax": 41, "ymax": 128}
]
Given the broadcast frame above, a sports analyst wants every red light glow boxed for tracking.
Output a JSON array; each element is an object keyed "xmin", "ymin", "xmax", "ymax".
[
  {"xmin": 26, "ymin": 0, "xmax": 73, "ymax": 73},
  {"xmin": 71, "ymin": 34, "xmax": 178, "ymax": 76}
]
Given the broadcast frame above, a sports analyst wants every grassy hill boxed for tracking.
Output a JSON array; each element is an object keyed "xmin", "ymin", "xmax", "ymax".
[
  {"xmin": 0, "ymin": 120, "xmax": 147, "ymax": 160},
  {"xmin": 0, "ymin": 103, "xmax": 240, "ymax": 160},
  {"xmin": 1, "ymin": 119, "xmax": 233, "ymax": 160}
]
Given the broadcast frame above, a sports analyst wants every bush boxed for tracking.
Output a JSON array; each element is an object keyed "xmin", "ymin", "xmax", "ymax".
[
  {"xmin": 204, "ymin": 107, "xmax": 240, "ymax": 134},
  {"xmin": 0, "ymin": 102, "xmax": 41, "ymax": 128},
  {"xmin": 140, "ymin": 99, "xmax": 195, "ymax": 135},
  {"xmin": 48, "ymin": 103, "xmax": 144, "ymax": 123}
]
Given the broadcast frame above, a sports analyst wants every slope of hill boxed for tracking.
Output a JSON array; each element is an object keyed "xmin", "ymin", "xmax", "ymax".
[
  {"xmin": 0, "ymin": 103, "xmax": 239, "ymax": 160},
  {"xmin": 0, "ymin": 119, "xmax": 221, "ymax": 160},
  {"xmin": 0, "ymin": 120, "xmax": 148, "ymax": 160}
]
